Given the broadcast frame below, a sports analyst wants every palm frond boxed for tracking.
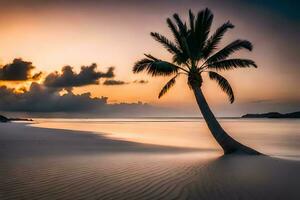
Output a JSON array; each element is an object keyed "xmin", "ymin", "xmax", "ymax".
[
  {"xmin": 144, "ymin": 54, "xmax": 159, "ymax": 61},
  {"xmin": 208, "ymin": 71, "xmax": 234, "ymax": 103},
  {"xmin": 166, "ymin": 18, "xmax": 189, "ymax": 63},
  {"xmin": 195, "ymin": 8, "xmax": 214, "ymax": 51},
  {"xmin": 150, "ymin": 32, "xmax": 182, "ymax": 55},
  {"xmin": 158, "ymin": 74, "xmax": 178, "ymax": 98},
  {"xmin": 206, "ymin": 40, "xmax": 253, "ymax": 64},
  {"xmin": 133, "ymin": 54, "xmax": 179, "ymax": 76},
  {"xmin": 202, "ymin": 21, "xmax": 234, "ymax": 58},
  {"xmin": 189, "ymin": 9, "xmax": 195, "ymax": 32},
  {"xmin": 186, "ymin": 10, "xmax": 197, "ymax": 60},
  {"xmin": 206, "ymin": 59, "xmax": 257, "ymax": 71},
  {"xmin": 181, "ymin": 36, "xmax": 192, "ymax": 62},
  {"xmin": 173, "ymin": 13, "xmax": 188, "ymax": 37},
  {"xmin": 172, "ymin": 54, "xmax": 182, "ymax": 65},
  {"xmin": 166, "ymin": 18, "xmax": 184, "ymax": 48}
]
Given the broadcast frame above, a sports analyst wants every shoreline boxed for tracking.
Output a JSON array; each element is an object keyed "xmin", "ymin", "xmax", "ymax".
[{"xmin": 29, "ymin": 119, "xmax": 300, "ymax": 160}]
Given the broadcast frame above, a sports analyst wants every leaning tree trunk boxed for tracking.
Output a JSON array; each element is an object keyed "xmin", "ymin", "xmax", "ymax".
[{"xmin": 192, "ymin": 86, "xmax": 261, "ymax": 155}]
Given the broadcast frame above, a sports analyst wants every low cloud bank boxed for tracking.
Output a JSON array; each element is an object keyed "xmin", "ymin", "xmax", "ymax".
[
  {"xmin": 0, "ymin": 82, "xmax": 162, "ymax": 117},
  {"xmin": 0, "ymin": 58, "xmax": 156, "ymax": 116}
]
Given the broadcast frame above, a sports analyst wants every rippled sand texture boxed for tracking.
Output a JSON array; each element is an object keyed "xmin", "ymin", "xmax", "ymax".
[{"xmin": 1, "ymin": 123, "xmax": 300, "ymax": 200}]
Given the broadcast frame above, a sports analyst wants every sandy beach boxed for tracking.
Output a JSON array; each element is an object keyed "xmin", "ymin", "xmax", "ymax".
[{"xmin": 0, "ymin": 122, "xmax": 299, "ymax": 200}]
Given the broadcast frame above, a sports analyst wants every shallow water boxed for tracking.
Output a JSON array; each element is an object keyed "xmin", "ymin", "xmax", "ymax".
[{"xmin": 31, "ymin": 118, "xmax": 300, "ymax": 160}]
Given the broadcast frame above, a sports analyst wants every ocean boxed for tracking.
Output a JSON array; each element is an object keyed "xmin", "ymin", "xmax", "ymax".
[{"xmin": 31, "ymin": 118, "xmax": 300, "ymax": 160}]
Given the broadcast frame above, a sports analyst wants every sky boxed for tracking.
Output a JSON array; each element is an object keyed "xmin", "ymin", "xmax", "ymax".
[{"xmin": 0, "ymin": 0, "xmax": 299, "ymax": 117}]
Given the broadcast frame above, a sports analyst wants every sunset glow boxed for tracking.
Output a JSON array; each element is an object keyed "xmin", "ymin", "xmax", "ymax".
[{"xmin": 0, "ymin": 0, "xmax": 299, "ymax": 116}]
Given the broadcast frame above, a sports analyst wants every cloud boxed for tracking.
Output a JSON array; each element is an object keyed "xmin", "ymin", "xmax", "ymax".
[
  {"xmin": 32, "ymin": 72, "xmax": 43, "ymax": 80},
  {"xmin": 133, "ymin": 79, "xmax": 148, "ymax": 84},
  {"xmin": 0, "ymin": 83, "xmax": 104, "ymax": 112},
  {"xmin": 103, "ymin": 79, "xmax": 148, "ymax": 86},
  {"xmin": 103, "ymin": 79, "xmax": 149, "ymax": 86},
  {"xmin": 0, "ymin": 82, "xmax": 159, "ymax": 116},
  {"xmin": 44, "ymin": 63, "xmax": 114, "ymax": 88},
  {"xmin": 247, "ymin": 99, "xmax": 273, "ymax": 104},
  {"xmin": 0, "ymin": 58, "xmax": 41, "ymax": 81},
  {"xmin": 103, "ymin": 79, "xmax": 128, "ymax": 85},
  {"xmin": 0, "ymin": 60, "xmax": 158, "ymax": 116}
]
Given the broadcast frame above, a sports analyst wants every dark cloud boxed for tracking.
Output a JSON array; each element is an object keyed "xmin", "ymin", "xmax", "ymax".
[
  {"xmin": 103, "ymin": 79, "xmax": 148, "ymax": 86},
  {"xmin": 32, "ymin": 72, "xmax": 43, "ymax": 80},
  {"xmin": 133, "ymin": 79, "xmax": 148, "ymax": 84},
  {"xmin": 0, "ymin": 58, "xmax": 41, "ymax": 81},
  {"xmin": 44, "ymin": 64, "xmax": 114, "ymax": 88},
  {"xmin": 0, "ymin": 82, "xmax": 159, "ymax": 116},
  {"xmin": 103, "ymin": 79, "xmax": 128, "ymax": 85}
]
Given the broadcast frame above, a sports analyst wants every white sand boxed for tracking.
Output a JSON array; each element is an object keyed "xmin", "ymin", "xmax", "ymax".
[{"xmin": 0, "ymin": 122, "xmax": 299, "ymax": 200}]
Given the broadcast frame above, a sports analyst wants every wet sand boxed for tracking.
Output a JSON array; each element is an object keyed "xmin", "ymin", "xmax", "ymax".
[{"xmin": 0, "ymin": 123, "xmax": 299, "ymax": 200}]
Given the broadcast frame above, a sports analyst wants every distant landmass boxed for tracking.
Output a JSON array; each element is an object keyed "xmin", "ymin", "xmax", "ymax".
[
  {"xmin": 242, "ymin": 111, "xmax": 300, "ymax": 118},
  {"xmin": 0, "ymin": 115, "xmax": 33, "ymax": 123}
]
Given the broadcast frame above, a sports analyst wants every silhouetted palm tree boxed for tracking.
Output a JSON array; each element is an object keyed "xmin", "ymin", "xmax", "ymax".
[{"xmin": 133, "ymin": 8, "xmax": 261, "ymax": 155}]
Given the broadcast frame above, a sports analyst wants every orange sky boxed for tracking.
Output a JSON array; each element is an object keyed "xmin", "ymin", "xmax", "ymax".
[{"xmin": 0, "ymin": 0, "xmax": 299, "ymax": 116}]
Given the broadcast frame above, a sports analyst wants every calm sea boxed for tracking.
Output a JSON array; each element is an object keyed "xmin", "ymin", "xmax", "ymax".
[{"xmin": 31, "ymin": 118, "xmax": 300, "ymax": 160}]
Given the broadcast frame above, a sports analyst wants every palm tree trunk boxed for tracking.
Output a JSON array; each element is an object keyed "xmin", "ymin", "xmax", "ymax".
[{"xmin": 192, "ymin": 86, "xmax": 261, "ymax": 155}]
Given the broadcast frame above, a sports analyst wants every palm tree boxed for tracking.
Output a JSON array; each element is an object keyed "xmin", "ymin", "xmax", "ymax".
[{"xmin": 133, "ymin": 8, "xmax": 261, "ymax": 155}]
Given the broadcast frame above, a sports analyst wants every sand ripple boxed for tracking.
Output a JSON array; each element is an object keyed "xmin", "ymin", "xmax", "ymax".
[{"xmin": 1, "ymin": 154, "xmax": 214, "ymax": 200}]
